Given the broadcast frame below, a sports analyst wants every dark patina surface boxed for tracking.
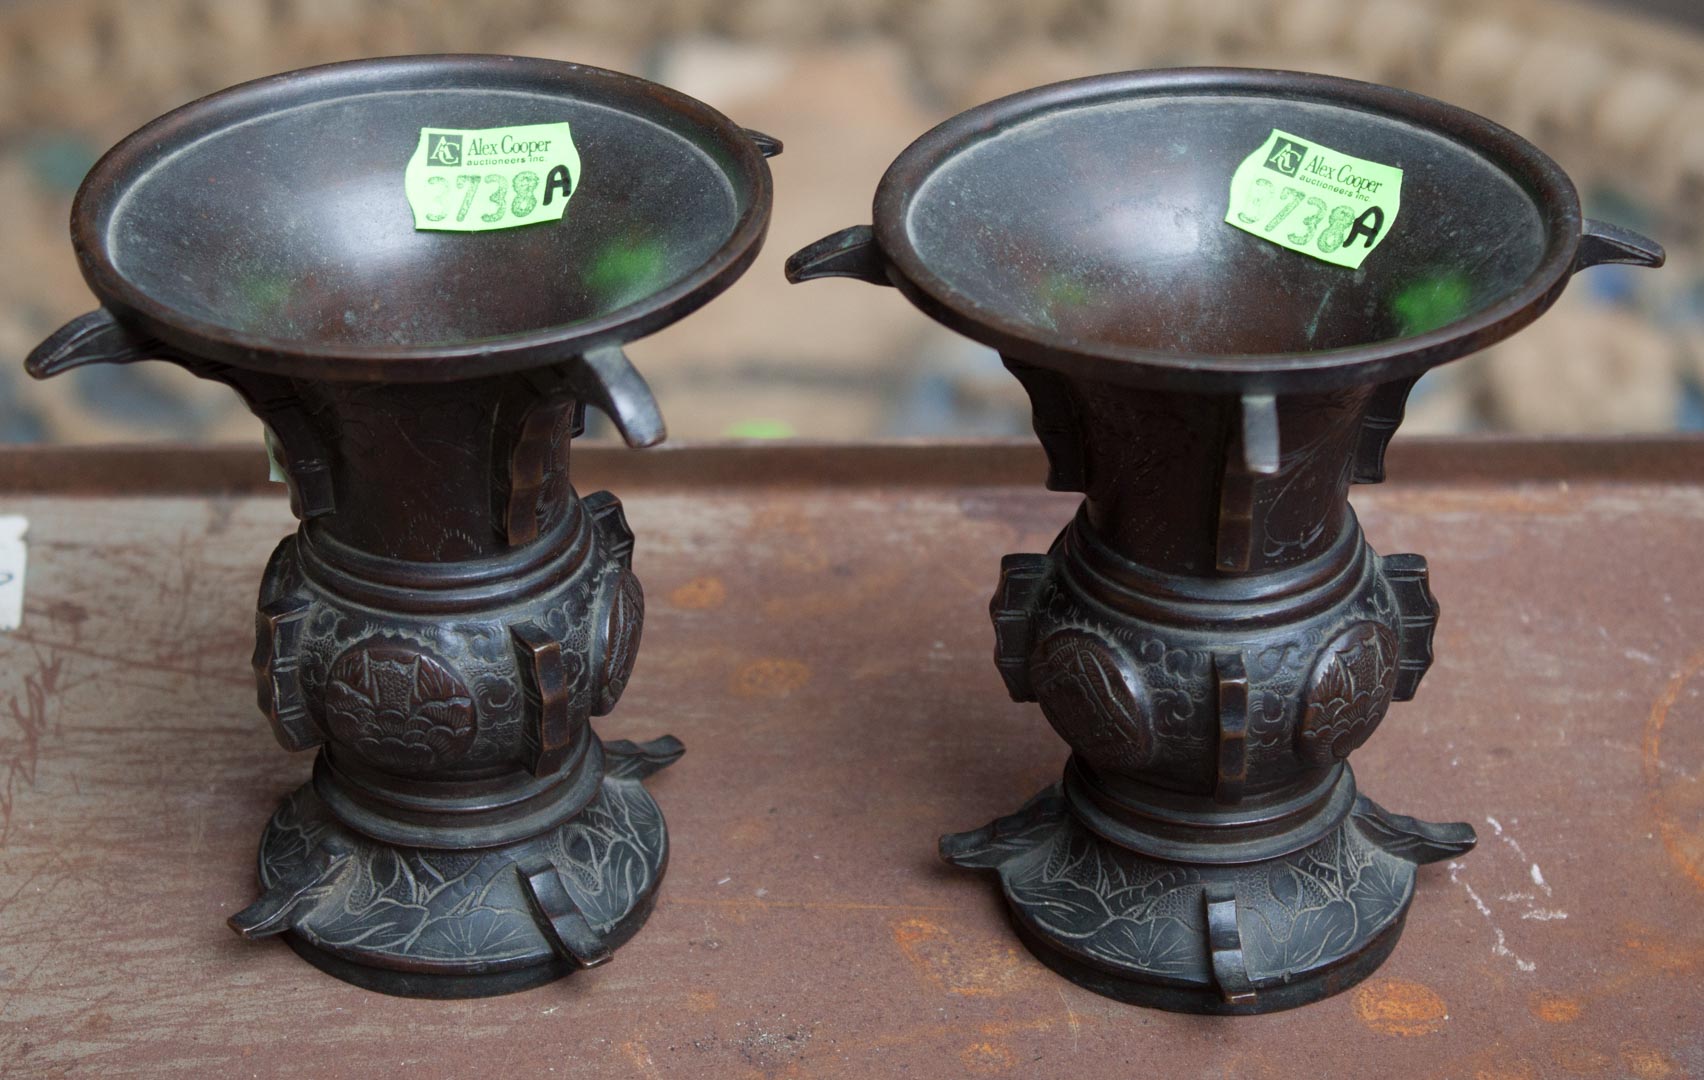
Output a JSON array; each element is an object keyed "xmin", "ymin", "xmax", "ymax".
[
  {"xmin": 20, "ymin": 54, "xmax": 778, "ymax": 996},
  {"xmin": 789, "ymin": 68, "xmax": 1664, "ymax": 1011},
  {"xmin": 0, "ymin": 440, "xmax": 1701, "ymax": 1074}
]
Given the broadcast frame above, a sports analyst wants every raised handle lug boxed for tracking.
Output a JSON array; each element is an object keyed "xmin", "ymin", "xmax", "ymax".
[
  {"xmin": 582, "ymin": 490, "xmax": 635, "ymax": 567},
  {"xmin": 566, "ymin": 345, "xmax": 666, "ymax": 449},
  {"xmin": 1383, "ymin": 553, "xmax": 1438, "ymax": 700},
  {"xmin": 1237, "ymin": 394, "xmax": 1280, "ymax": 476},
  {"xmin": 511, "ymin": 619, "xmax": 584, "ymax": 777},
  {"xmin": 1213, "ymin": 652, "xmax": 1250, "ymax": 806},
  {"xmin": 27, "ymin": 309, "xmax": 338, "ymax": 519},
  {"xmin": 744, "ymin": 128, "xmax": 783, "ymax": 158},
  {"xmin": 1574, "ymin": 219, "xmax": 1665, "ymax": 272},
  {"xmin": 252, "ymin": 596, "xmax": 321, "ymax": 752},
  {"xmin": 990, "ymin": 553, "xmax": 1051, "ymax": 701},
  {"xmin": 1215, "ymin": 393, "xmax": 1286, "ymax": 573},
  {"xmin": 237, "ymin": 377, "xmax": 337, "ymax": 519},
  {"xmin": 24, "ymin": 309, "xmax": 162, "ymax": 378},
  {"xmin": 784, "ymin": 225, "xmax": 893, "ymax": 286},
  {"xmin": 503, "ymin": 396, "xmax": 578, "ymax": 547},
  {"xmin": 519, "ymin": 859, "xmax": 612, "ymax": 968},
  {"xmin": 1353, "ymin": 376, "xmax": 1419, "ymax": 485},
  {"xmin": 1004, "ymin": 358, "xmax": 1088, "ymax": 493},
  {"xmin": 1204, "ymin": 882, "xmax": 1257, "ymax": 1006}
]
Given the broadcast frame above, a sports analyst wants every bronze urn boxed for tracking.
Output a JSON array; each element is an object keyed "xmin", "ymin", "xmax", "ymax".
[
  {"xmin": 788, "ymin": 68, "xmax": 1663, "ymax": 1012},
  {"xmin": 26, "ymin": 54, "xmax": 779, "ymax": 997}
]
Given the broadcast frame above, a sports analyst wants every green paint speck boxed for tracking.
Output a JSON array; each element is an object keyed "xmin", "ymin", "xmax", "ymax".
[
  {"xmin": 1392, "ymin": 273, "xmax": 1473, "ymax": 336},
  {"xmin": 588, "ymin": 239, "xmax": 669, "ymax": 304}
]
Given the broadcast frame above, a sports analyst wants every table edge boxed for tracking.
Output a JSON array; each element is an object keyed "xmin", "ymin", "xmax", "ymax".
[{"xmin": 0, "ymin": 436, "xmax": 1699, "ymax": 496}]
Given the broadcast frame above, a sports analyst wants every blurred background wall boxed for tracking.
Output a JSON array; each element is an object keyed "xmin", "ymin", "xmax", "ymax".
[{"xmin": 1, "ymin": 0, "xmax": 1700, "ymax": 444}]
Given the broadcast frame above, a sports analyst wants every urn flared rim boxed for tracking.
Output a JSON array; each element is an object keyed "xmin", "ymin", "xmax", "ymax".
[
  {"xmin": 871, "ymin": 67, "xmax": 1587, "ymax": 393},
  {"xmin": 66, "ymin": 54, "xmax": 774, "ymax": 383}
]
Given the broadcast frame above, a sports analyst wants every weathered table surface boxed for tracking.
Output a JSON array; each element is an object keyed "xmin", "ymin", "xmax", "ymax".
[{"xmin": 1, "ymin": 440, "xmax": 1702, "ymax": 1079}]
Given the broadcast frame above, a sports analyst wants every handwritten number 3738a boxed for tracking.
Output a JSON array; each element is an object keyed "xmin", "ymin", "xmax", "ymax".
[
  {"xmin": 1238, "ymin": 177, "xmax": 1385, "ymax": 253},
  {"xmin": 423, "ymin": 166, "xmax": 571, "ymax": 223}
]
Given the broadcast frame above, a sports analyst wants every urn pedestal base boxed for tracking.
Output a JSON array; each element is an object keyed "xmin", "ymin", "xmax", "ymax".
[
  {"xmin": 940, "ymin": 766, "xmax": 1475, "ymax": 1014},
  {"xmin": 230, "ymin": 736, "xmax": 682, "ymax": 999}
]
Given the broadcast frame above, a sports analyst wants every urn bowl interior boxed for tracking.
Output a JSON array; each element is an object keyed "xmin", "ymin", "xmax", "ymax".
[
  {"xmin": 881, "ymin": 70, "xmax": 1580, "ymax": 382},
  {"xmin": 76, "ymin": 55, "xmax": 770, "ymax": 365}
]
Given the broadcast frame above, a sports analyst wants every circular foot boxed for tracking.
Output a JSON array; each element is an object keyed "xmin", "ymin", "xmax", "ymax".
[
  {"xmin": 282, "ymin": 935, "xmax": 572, "ymax": 999},
  {"xmin": 942, "ymin": 781, "xmax": 1462, "ymax": 1014},
  {"xmin": 1010, "ymin": 904, "xmax": 1407, "ymax": 1015},
  {"xmin": 280, "ymin": 884, "xmax": 663, "ymax": 999},
  {"xmin": 235, "ymin": 754, "xmax": 673, "ymax": 998}
]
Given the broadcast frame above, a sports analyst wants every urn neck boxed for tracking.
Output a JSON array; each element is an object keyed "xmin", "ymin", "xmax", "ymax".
[
  {"xmin": 1007, "ymin": 359, "xmax": 1388, "ymax": 578},
  {"xmin": 284, "ymin": 374, "xmax": 584, "ymax": 562}
]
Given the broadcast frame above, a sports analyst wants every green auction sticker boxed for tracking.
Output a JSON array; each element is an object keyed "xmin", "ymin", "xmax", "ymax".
[
  {"xmin": 405, "ymin": 122, "xmax": 581, "ymax": 232},
  {"xmin": 1224, "ymin": 129, "xmax": 1402, "ymax": 269}
]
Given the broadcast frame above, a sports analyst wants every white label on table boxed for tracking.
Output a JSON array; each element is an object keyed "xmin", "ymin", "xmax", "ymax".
[{"xmin": 0, "ymin": 516, "xmax": 27, "ymax": 631}]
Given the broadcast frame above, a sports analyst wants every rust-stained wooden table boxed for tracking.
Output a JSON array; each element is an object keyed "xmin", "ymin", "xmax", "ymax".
[{"xmin": 1, "ymin": 440, "xmax": 1702, "ymax": 1078}]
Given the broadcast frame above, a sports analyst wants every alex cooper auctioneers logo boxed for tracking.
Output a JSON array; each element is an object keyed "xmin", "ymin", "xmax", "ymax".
[
  {"xmin": 1264, "ymin": 136, "xmax": 1308, "ymax": 177},
  {"xmin": 1225, "ymin": 128, "xmax": 1404, "ymax": 270},
  {"xmin": 426, "ymin": 133, "xmax": 463, "ymax": 166},
  {"xmin": 406, "ymin": 122, "xmax": 581, "ymax": 232}
]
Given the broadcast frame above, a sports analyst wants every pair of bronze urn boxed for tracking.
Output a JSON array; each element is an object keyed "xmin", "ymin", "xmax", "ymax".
[{"xmin": 25, "ymin": 56, "xmax": 1662, "ymax": 1011}]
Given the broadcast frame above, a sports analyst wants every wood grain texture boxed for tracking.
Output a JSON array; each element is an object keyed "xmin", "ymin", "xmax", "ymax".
[{"xmin": 1, "ymin": 442, "xmax": 1702, "ymax": 1077}]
